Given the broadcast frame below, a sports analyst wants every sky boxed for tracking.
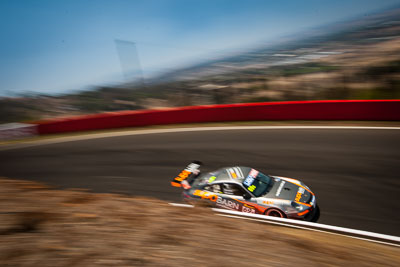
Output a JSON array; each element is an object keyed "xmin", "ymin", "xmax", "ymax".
[{"xmin": 1, "ymin": 0, "xmax": 400, "ymax": 96}]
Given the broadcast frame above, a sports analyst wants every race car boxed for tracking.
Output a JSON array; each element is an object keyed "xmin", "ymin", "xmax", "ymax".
[{"xmin": 171, "ymin": 161, "xmax": 319, "ymax": 222}]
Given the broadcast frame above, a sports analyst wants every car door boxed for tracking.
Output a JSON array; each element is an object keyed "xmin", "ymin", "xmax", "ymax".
[
  {"xmin": 198, "ymin": 183, "xmax": 223, "ymax": 208},
  {"xmin": 214, "ymin": 182, "xmax": 259, "ymax": 213}
]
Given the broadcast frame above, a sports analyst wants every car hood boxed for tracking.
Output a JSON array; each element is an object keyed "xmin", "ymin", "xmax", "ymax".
[{"xmin": 263, "ymin": 178, "xmax": 312, "ymax": 203}]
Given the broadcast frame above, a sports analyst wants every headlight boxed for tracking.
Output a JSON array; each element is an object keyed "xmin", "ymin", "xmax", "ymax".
[
  {"xmin": 291, "ymin": 202, "xmax": 306, "ymax": 211},
  {"xmin": 310, "ymin": 195, "xmax": 316, "ymax": 206}
]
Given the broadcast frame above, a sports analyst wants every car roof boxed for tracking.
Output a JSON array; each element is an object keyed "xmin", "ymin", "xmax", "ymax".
[{"xmin": 210, "ymin": 166, "xmax": 252, "ymax": 184}]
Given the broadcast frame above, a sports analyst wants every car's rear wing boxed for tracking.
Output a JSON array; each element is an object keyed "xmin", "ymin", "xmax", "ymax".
[{"xmin": 171, "ymin": 161, "xmax": 202, "ymax": 189}]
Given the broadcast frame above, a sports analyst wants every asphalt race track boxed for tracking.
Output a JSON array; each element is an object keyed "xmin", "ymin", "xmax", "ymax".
[{"xmin": 0, "ymin": 128, "xmax": 399, "ymax": 236}]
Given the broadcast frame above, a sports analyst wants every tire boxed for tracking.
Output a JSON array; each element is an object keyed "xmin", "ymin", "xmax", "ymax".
[
  {"xmin": 310, "ymin": 205, "xmax": 320, "ymax": 222},
  {"xmin": 265, "ymin": 208, "xmax": 286, "ymax": 218}
]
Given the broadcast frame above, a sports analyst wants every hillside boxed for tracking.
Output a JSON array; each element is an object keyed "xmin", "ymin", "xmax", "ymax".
[{"xmin": 1, "ymin": 8, "xmax": 400, "ymax": 123}]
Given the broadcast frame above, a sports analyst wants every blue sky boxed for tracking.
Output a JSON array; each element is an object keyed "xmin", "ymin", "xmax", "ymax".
[{"xmin": 1, "ymin": 0, "xmax": 399, "ymax": 96}]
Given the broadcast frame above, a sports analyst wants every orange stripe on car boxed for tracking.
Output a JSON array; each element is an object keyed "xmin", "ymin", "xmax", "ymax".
[
  {"xmin": 297, "ymin": 209, "xmax": 310, "ymax": 216},
  {"xmin": 295, "ymin": 201, "xmax": 312, "ymax": 207}
]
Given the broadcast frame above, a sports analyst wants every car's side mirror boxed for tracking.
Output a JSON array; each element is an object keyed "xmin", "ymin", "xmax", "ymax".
[{"xmin": 243, "ymin": 193, "xmax": 251, "ymax": 200}]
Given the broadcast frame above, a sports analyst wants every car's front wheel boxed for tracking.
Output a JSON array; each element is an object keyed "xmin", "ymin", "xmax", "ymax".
[{"xmin": 265, "ymin": 208, "xmax": 286, "ymax": 218}]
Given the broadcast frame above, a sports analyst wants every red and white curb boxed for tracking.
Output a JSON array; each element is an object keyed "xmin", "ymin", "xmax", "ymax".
[{"xmin": 169, "ymin": 203, "xmax": 400, "ymax": 247}]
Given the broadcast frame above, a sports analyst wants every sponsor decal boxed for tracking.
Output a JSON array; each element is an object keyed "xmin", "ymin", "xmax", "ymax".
[
  {"xmin": 216, "ymin": 197, "xmax": 240, "ymax": 210},
  {"xmin": 295, "ymin": 187, "xmax": 305, "ymax": 202},
  {"xmin": 249, "ymin": 169, "xmax": 259, "ymax": 178},
  {"xmin": 247, "ymin": 185, "xmax": 256, "ymax": 192},
  {"xmin": 244, "ymin": 169, "xmax": 259, "ymax": 186},
  {"xmin": 263, "ymin": 200, "xmax": 274, "ymax": 205},
  {"xmin": 234, "ymin": 167, "xmax": 244, "ymax": 178},
  {"xmin": 208, "ymin": 176, "xmax": 216, "ymax": 183},
  {"xmin": 193, "ymin": 190, "xmax": 217, "ymax": 202},
  {"xmin": 244, "ymin": 169, "xmax": 260, "ymax": 191},
  {"xmin": 295, "ymin": 192, "xmax": 302, "ymax": 202},
  {"xmin": 242, "ymin": 206, "xmax": 256, "ymax": 213},
  {"xmin": 230, "ymin": 169, "xmax": 237, "ymax": 179},
  {"xmin": 181, "ymin": 180, "xmax": 191, "ymax": 189},
  {"xmin": 262, "ymin": 198, "xmax": 291, "ymax": 205},
  {"xmin": 185, "ymin": 163, "xmax": 200, "ymax": 172},
  {"xmin": 174, "ymin": 163, "xmax": 201, "ymax": 183},
  {"xmin": 174, "ymin": 170, "xmax": 191, "ymax": 182},
  {"xmin": 243, "ymin": 176, "xmax": 255, "ymax": 187},
  {"xmin": 227, "ymin": 167, "xmax": 243, "ymax": 179},
  {"xmin": 275, "ymin": 181, "xmax": 286, "ymax": 196}
]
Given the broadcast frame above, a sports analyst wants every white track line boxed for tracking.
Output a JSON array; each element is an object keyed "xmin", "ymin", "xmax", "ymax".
[
  {"xmin": 214, "ymin": 209, "xmax": 400, "ymax": 242},
  {"xmin": 168, "ymin": 203, "xmax": 194, "ymax": 208},
  {"xmin": 217, "ymin": 214, "xmax": 400, "ymax": 247},
  {"xmin": 1, "ymin": 126, "xmax": 400, "ymax": 151},
  {"xmin": 169, "ymin": 202, "xmax": 400, "ymax": 247}
]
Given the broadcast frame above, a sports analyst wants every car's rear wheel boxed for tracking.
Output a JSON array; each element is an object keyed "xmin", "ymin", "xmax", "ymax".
[{"xmin": 265, "ymin": 208, "xmax": 286, "ymax": 218}]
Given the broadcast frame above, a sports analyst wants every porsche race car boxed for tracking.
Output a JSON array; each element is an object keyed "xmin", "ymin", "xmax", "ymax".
[{"xmin": 171, "ymin": 161, "xmax": 319, "ymax": 222}]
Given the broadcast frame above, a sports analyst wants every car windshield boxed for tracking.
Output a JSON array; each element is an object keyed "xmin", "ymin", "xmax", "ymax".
[{"xmin": 242, "ymin": 170, "xmax": 272, "ymax": 197}]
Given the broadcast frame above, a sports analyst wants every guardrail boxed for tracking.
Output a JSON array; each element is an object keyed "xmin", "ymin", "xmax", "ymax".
[
  {"xmin": 36, "ymin": 100, "xmax": 400, "ymax": 135},
  {"xmin": 169, "ymin": 203, "xmax": 400, "ymax": 247}
]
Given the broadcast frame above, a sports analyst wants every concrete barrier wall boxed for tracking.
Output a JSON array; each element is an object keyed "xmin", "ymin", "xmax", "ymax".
[
  {"xmin": 0, "ymin": 123, "xmax": 38, "ymax": 140},
  {"xmin": 36, "ymin": 100, "xmax": 400, "ymax": 134}
]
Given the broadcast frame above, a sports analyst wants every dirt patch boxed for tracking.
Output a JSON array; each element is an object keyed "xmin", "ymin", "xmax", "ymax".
[{"xmin": 0, "ymin": 178, "xmax": 398, "ymax": 266}]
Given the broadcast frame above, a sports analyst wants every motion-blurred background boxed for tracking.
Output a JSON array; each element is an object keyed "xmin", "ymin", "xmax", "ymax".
[{"xmin": 1, "ymin": 0, "xmax": 400, "ymax": 123}]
